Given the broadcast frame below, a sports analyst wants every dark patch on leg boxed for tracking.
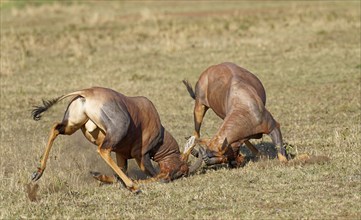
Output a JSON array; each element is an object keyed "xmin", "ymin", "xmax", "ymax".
[
  {"xmin": 55, "ymin": 123, "xmax": 67, "ymax": 135},
  {"xmin": 142, "ymin": 153, "xmax": 158, "ymax": 177}
]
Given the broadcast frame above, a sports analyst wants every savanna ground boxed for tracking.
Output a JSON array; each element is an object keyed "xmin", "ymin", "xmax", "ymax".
[{"xmin": 0, "ymin": 1, "xmax": 360, "ymax": 219}]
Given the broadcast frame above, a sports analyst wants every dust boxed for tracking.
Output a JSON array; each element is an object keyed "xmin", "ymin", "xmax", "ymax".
[
  {"xmin": 286, "ymin": 153, "xmax": 330, "ymax": 166},
  {"xmin": 69, "ymin": 131, "xmax": 155, "ymax": 181},
  {"xmin": 25, "ymin": 183, "xmax": 39, "ymax": 202},
  {"xmin": 253, "ymin": 153, "xmax": 330, "ymax": 170},
  {"xmin": 255, "ymin": 142, "xmax": 331, "ymax": 166}
]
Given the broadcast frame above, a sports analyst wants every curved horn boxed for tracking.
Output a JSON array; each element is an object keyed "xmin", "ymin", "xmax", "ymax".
[
  {"xmin": 198, "ymin": 146, "xmax": 211, "ymax": 165},
  {"xmin": 187, "ymin": 147, "xmax": 204, "ymax": 174},
  {"xmin": 191, "ymin": 147, "xmax": 199, "ymax": 157}
]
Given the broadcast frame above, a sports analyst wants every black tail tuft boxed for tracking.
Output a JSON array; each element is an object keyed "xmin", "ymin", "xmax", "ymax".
[
  {"xmin": 31, "ymin": 97, "xmax": 61, "ymax": 121},
  {"xmin": 182, "ymin": 80, "xmax": 196, "ymax": 100}
]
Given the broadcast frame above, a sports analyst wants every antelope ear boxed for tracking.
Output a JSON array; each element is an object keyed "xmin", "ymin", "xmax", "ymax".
[{"xmin": 220, "ymin": 138, "xmax": 228, "ymax": 152}]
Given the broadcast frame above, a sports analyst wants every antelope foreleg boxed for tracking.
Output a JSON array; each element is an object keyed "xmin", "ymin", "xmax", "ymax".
[
  {"xmin": 90, "ymin": 153, "xmax": 127, "ymax": 184},
  {"xmin": 193, "ymin": 102, "xmax": 208, "ymax": 138},
  {"xmin": 97, "ymin": 147, "xmax": 139, "ymax": 193},
  {"xmin": 140, "ymin": 153, "xmax": 158, "ymax": 177},
  {"xmin": 32, "ymin": 123, "xmax": 61, "ymax": 181}
]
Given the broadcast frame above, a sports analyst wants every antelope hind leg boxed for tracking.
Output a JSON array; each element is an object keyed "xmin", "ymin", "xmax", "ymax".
[
  {"xmin": 32, "ymin": 123, "xmax": 62, "ymax": 181},
  {"xmin": 268, "ymin": 125, "xmax": 288, "ymax": 162},
  {"xmin": 182, "ymin": 101, "xmax": 209, "ymax": 160}
]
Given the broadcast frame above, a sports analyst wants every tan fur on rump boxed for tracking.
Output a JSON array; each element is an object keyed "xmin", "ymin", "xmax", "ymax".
[
  {"xmin": 31, "ymin": 87, "xmax": 202, "ymax": 192},
  {"xmin": 183, "ymin": 62, "xmax": 287, "ymax": 167}
]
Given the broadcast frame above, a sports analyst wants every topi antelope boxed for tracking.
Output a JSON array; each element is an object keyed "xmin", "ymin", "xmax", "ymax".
[
  {"xmin": 182, "ymin": 62, "xmax": 288, "ymax": 168},
  {"xmin": 31, "ymin": 87, "xmax": 202, "ymax": 193}
]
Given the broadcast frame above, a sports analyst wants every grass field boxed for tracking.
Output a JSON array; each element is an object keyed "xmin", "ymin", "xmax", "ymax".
[{"xmin": 1, "ymin": 1, "xmax": 360, "ymax": 219}]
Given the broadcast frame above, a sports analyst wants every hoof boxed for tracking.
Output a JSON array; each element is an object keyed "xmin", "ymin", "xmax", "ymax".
[
  {"xmin": 89, "ymin": 171, "xmax": 101, "ymax": 178},
  {"xmin": 277, "ymin": 153, "xmax": 288, "ymax": 163},
  {"xmin": 133, "ymin": 189, "xmax": 142, "ymax": 194},
  {"xmin": 31, "ymin": 168, "xmax": 43, "ymax": 181},
  {"xmin": 129, "ymin": 186, "xmax": 141, "ymax": 194}
]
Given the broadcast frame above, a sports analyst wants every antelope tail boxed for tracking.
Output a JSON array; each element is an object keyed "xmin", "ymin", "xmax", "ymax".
[
  {"xmin": 182, "ymin": 80, "xmax": 196, "ymax": 100},
  {"xmin": 31, "ymin": 91, "xmax": 84, "ymax": 121}
]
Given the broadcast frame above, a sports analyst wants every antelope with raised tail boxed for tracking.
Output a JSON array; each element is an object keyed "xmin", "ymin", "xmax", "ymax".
[
  {"xmin": 183, "ymin": 62, "xmax": 288, "ymax": 167},
  {"xmin": 31, "ymin": 87, "xmax": 202, "ymax": 193}
]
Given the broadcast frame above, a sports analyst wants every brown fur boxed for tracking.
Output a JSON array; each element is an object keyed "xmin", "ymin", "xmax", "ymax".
[
  {"xmin": 31, "ymin": 87, "xmax": 194, "ymax": 192},
  {"xmin": 184, "ymin": 62, "xmax": 287, "ymax": 167}
]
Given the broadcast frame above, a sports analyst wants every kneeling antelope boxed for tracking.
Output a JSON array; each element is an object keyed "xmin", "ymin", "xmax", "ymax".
[
  {"xmin": 31, "ymin": 87, "xmax": 202, "ymax": 192},
  {"xmin": 183, "ymin": 62, "xmax": 288, "ymax": 167}
]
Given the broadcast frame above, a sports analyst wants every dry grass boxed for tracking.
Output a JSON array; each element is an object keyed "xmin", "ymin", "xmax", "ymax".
[{"xmin": 1, "ymin": 1, "xmax": 360, "ymax": 219}]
